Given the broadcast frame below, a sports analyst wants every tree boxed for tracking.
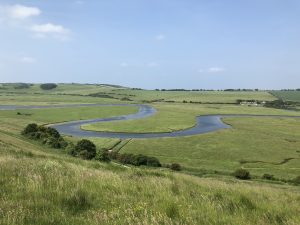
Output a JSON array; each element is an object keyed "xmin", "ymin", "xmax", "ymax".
[
  {"xmin": 46, "ymin": 127, "xmax": 61, "ymax": 138},
  {"xmin": 74, "ymin": 139, "xmax": 96, "ymax": 160},
  {"xmin": 40, "ymin": 83, "xmax": 57, "ymax": 90},
  {"xmin": 22, "ymin": 123, "xmax": 38, "ymax": 134}
]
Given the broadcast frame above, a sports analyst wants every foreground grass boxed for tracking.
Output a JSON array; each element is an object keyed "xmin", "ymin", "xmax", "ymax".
[{"xmin": 0, "ymin": 133, "xmax": 300, "ymax": 225}]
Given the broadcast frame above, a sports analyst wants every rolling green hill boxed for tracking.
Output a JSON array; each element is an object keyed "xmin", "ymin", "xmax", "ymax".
[{"xmin": 0, "ymin": 83, "xmax": 299, "ymax": 224}]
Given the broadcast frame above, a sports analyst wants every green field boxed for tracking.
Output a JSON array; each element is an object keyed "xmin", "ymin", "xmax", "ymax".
[
  {"xmin": 270, "ymin": 91, "xmax": 300, "ymax": 102},
  {"xmin": 82, "ymin": 103, "xmax": 300, "ymax": 133},
  {"xmin": 1, "ymin": 83, "xmax": 300, "ymax": 224},
  {"xmin": 0, "ymin": 83, "xmax": 276, "ymax": 104}
]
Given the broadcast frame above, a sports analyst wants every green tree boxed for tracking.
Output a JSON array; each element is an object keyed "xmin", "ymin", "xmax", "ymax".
[{"xmin": 74, "ymin": 139, "xmax": 96, "ymax": 160}]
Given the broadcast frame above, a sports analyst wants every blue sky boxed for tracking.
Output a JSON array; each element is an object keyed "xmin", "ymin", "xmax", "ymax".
[{"xmin": 0, "ymin": 0, "xmax": 299, "ymax": 89}]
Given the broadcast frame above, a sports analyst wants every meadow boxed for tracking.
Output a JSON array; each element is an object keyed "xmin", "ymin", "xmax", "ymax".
[
  {"xmin": 270, "ymin": 90, "xmax": 300, "ymax": 102},
  {"xmin": 0, "ymin": 83, "xmax": 300, "ymax": 224}
]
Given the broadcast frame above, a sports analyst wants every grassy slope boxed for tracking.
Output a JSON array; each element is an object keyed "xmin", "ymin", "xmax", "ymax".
[
  {"xmin": 270, "ymin": 91, "xmax": 300, "ymax": 102},
  {"xmin": 1, "ymin": 85, "xmax": 300, "ymax": 224},
  {"xmin": 0, "ymin": 84, "xmax": 276, "ymax": 104},
  {"xmin": 110, "ymin": 89, "xmax": 276, "ymax": 102},
  {"xmin": 82, "ymin": 103, "xmax": 300, "ymax": 133},
  {"xmin": 0, "ymin": 131, "xmax": 300, "ymax": 225}
]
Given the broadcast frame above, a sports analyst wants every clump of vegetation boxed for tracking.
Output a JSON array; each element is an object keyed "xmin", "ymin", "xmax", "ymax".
[
  {"xmin": 14, "ymin": 83, "xmax": 31, "ymax": 89},
  {"xmin": 233, "ymin": 168, "xmax": 251, "ymax": 180},
  {"xmin": 22, "ymin": 123, "xmax": 67, "ymax": 149},
  {"xmin": 170, "ymin": 163, "xmax": 182, "ymax": 171},
  {"xmin": 88, "ymin": 92, "xmax": 117, "ymax": 99},
  {"xmin": 292, "ymin": 175, "xmax": 300, "ymax": 185},
  {"xmin": 95, "ymin": 149, "xmax": 111, "ymax": 162},
  {"xmin": 40, "ymin": 83, "xmax": 57, "ymax": 90},
  {"xmin": 264, "ymin": 99, "xmax": 296, "ymax": 109},
  {"xmin": 73, "ymin": 139, "xmax": 97, "ymax": 160},
  {"xmin": 120, "ymin": 97, "xmax": 133, "ymax": 101},
  {"xmin": 262, "ymin": 173, "xmax": 274, "ymax": 180},
  {"xmin": 108, "ymin": 151, "xmax": 161, "ymax": 167}
]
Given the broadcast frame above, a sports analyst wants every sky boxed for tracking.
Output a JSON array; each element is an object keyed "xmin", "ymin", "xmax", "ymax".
[{"xmin": 0, "ymin": 0, "xmax": 300, "ymax": 89}]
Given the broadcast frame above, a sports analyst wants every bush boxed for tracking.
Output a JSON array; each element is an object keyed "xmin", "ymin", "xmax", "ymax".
[
  {"xmin": 170, "ymin": 163, "xmax": 182, "ymax": 171},
  {"xmin": 95, "ymin": 149, "xmax": 111, "ymax": 162},
  {"xmin": 146, "ymin": 157, "xmax": 161, "ymax": 167},
  {"xmin": 262, "ymin": 174, "xmax": 274, "ymax": 180},
  {"xmin": 14, "ymin": 83, "xmax": 31, "ymax": 89},
  {"xmin": 22, "ymin": 124, "xmax": 67, "ymax": 149},
  {"xmin": 46, "ymin": 127, "xmax": 61, "ymax": 138},
  {"xmin": 74, "ymin": 139, "xmax": 96, "ymax": 160},
  {"xmin": 40, "ymin": 83, "xmax": 57, "ymax": 90},
  {"xmin": 22, "ymin": 123, "xmax": 38, "ymax": 135},
  {"xmin": 65, "ymin": 142, "xmax": 76, "ymax": 156},
  {"xmin": 292, "ymin": 176, "xmax": 300, "ymax": 185},
  {"xmin": 233, "ymin": 168, "xmax": 251, "ymax": 180},
  {"xmin": 116, "ymin": 153, "xmax": 161, "ymax": 167}
]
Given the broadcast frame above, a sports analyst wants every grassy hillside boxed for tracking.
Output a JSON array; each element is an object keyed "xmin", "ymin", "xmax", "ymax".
[
  {"xmin": 1, "ymin": 84, "xmax": 300, "ymax": 224},
  {"xmin": 270, "ymin": 91, "xmax": 300, "ymax": 102},
  {"xmin": 1, "ymin": 131, "xmax": 300, "ymax": 225},
  {"xmin": 0, "ymin": 83, "xmax": 276, "ymax": 104}
]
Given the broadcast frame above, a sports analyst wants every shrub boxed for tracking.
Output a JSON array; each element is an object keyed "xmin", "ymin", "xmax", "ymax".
[
  {"xmin": 65, "ymin": 142, "xmax": 76, "ymax": 156},
  {"xmin": 292, "ymin": 176, "xmax": 300, "ymax": 185},
  {"xmin": 146, "ymin": 156, "xmax": 161, "ymax": 167},
  {"xmin": 170, "ymin": 163, "xmax": 182, "ymax": 171},
  {"xmin": 46, "ymin": 127, "xmax": 61, "ymax": 138},
  {"xmin": 45, "ymin": 137, "xmax": 62, "ymax": 148},
  {"xmin": 40, "ymin": 83, "xmax": 57, "ymax": 90},
  {"xmin": 108, "ymin": 150, "xmax": 119, "ymax": 160},
  {"xmin": 95, "ymin": 149, "xmax": 111, "ymax": 162},
  {"xmin": 133, "ymin": 154, "xmax": 148, "ymax": 166},
  {"xmin": 22, "ymin": 123, "xmax": 38, "ymax": 134},
  {"xmin": 74, "ymin": 139, "xmax": 96, "ymax": 160},
  {"xmin": 22, "ymin": 124, "xmax": 67, "ymax": 150},
  {"xmin": 262, "ymin": 174, "xmax": 274, "ymax": 180},
  {"xmin": 233, "ymin": 168, "xmax": 251, "ymax": 180},
  {"xmin": 116, "ymin": 153, "xmax": 161, "ymax": 167},
  {"xmin": 117, "ymin": 153, "xmax": 135, "ymax": 164},
  {"xmin": 14, "ymin": 83, "xmax": 31, "ymax": 89}
]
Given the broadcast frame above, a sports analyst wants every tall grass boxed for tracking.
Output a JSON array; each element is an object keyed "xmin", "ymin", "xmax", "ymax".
[{"xmin": 0, "ymin": 138, "xmax": 300, "ymax": 225}]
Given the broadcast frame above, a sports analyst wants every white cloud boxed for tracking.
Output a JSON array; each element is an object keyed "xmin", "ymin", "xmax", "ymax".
[
  {"xmin": 0, "ymin": 4, "xmax": 70, "ymax": 41},
  {"xmin": 30, "ymin": 23, "xmax": 69, "ymax": 34},
  {"xmin": 155, "ymin": 34, "xmax": 166, "ymax": 41},
  {"xmin": 208, "ymin": 67, "xmax": 226, "ymax": 73},
  {"xmin": 30, "ymin": 23, "xmax": 70, "ymax": 40},
  {"xmin": 198, "ymin": 67, "xmax": 226, "ymax": 73},
  {"xmin": 5, "ymin": 4, "xmax": 41, "ymax": 20},
  {"xmin": 20, "ymin": 57, "xmax": 37, "ymax": 64}
]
